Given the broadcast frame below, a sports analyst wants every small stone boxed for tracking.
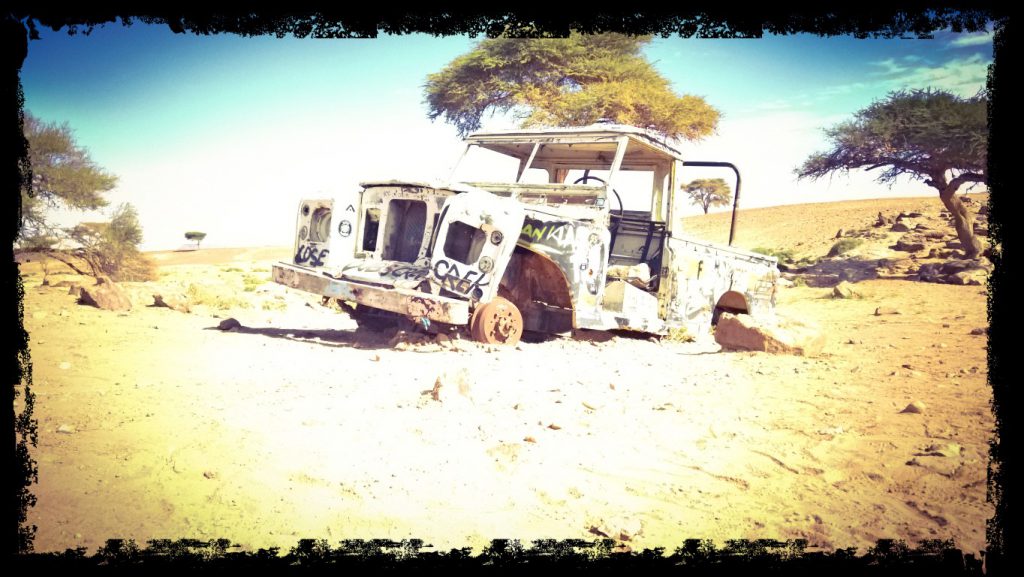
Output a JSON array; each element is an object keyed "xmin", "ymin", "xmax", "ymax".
[
  {"xmin": 874, "ymin": 307, "xmax": 900, "ymax": 316},
  {"xmin": 970, "ymin": 327, "xmax": 987, "ymax": 336},
  {"xmin": 900, "ymin": 401, "xmax": 927, "ymax": 414},
  {"xmin": 56, "ymin": 424, "xmax": 75, "ymax": 434},
  {"xmin": 203, "ymin": 471, "xmax": 217, "ymax": 479},
  {"xmin": 548, "ymin": 423, "xmax": 562, "ymax": 430},
  {"xmin": 523, "ymin": 436, "xmax": 537, "ymax": 443},
  {"xmin": 918, "ymin": 443, "xmax": 962, "ymax": 458},
  {"xmin": 371, "ymin": 354, "xmax": 381, "ymax": 361},
  {"xmin": 217, "ymin": 318, "xmax": 241, "ymax": 331}
]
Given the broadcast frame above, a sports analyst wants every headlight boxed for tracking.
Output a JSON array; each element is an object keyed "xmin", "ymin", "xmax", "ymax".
[{"xmin": 310, "ymin": 208, "xmax": 332, "ymax": 242}]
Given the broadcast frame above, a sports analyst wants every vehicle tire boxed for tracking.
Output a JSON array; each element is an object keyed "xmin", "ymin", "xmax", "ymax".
[{"xmin": 469, "ymin": 296, "xmax": 523, "ymax": 346}]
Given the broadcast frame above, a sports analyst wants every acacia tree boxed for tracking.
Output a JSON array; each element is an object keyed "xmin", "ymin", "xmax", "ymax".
[
  {"xmin": 685, "ymin": 178, "xmax": 732, "ymax": 214},
  {"xmin": 21, "ymin": 112, "xmax": 116, "ymax": 240},
  {"xmin": 424, "ymin": 33, "xmax": 719, "ymax": 141},
  {"xmin": 797, "ymin": 88, "xmax": 987, "ymax": 258},
  {"xmin": 19, "ymin": 112, "xmax": 151, "ymax": 280},
  {"xmin": 185, "ymin": 231, "xmax": 207, "ymax": 249}
]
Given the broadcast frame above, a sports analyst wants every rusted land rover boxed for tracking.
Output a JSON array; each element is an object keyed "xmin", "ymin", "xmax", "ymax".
[{"xmin": 273, "ymin": 124, "xmax": 778, "ymax": 346}]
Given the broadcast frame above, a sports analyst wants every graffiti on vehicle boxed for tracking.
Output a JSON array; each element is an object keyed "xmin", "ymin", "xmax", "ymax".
[
  {"xmin": 343, "ymin": 260, "xmax": 430, "ymax": 282},
  {"xmin": 433, "ymin": 259, "xmax": 490, "ymax": 296},
  {"xmin": 295, "ymin": 243, "xmax": 329, "ymax": 267},
  {"xmin": 519, "ymin": 217, "xmax": 574, "ymax": 250}
]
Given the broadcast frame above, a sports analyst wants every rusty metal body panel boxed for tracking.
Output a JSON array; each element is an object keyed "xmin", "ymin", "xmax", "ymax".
[
  {"xmin": 274, "ymin": 123, "xmax": 778, "ymax": 339},
  {"xmin": 273, "ymin": 262, "xmax": 469, "ymax": 324}
]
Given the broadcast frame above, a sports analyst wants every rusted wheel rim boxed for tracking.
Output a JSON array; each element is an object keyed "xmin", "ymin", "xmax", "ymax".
[{"xmin": 470, "ymin": 297, "xmax": 523, "ymax": 345}]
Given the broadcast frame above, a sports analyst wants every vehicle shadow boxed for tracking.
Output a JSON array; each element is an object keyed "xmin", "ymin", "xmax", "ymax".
[{"xmin": 203, "ymin": 322, "xmax": 400, "ymax": 350}]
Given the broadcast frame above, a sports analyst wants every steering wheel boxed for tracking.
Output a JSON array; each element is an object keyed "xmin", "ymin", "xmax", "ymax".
[{"xmin": 573, "ymin": 175, "xmax": 624, "ymax": 216}]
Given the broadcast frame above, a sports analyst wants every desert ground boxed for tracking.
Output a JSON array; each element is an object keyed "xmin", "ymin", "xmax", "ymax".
[{"xmin": 16, "ymin": 193, "xmax": 993, "ymax": 557}]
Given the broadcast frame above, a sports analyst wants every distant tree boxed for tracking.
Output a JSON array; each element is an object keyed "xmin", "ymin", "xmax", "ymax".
[
  {"xmin": 684, "ymin": 178, "xmax": 733, "ymax": 214},
  {"xmin": 424, "ymin": 33, "xmax": 720, "ymax": 141},
  {"xmin": 796, "ymin": 88, "xmax": 987, "ymax": 258},
  {"xmin": 185, "ymin": 231, "xmax": 207, "ymax": 249}
]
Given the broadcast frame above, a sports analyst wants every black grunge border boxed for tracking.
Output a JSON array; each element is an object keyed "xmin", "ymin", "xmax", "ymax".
[{"xmin": 4, "ymin": 3, "xmax": 1011, "ymax": 573}]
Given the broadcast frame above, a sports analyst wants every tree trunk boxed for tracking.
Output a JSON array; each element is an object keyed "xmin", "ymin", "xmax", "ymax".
[{"xmin": 938, "ymin": 189, "xmax": 983, "ymax": 259}]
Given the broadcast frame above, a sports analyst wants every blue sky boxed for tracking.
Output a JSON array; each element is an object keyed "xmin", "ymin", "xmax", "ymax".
[{"xmin": 20, "ymin": 22, "xmax": 993, "ymax": 250}]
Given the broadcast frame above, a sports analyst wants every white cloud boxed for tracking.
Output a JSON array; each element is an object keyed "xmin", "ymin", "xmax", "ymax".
[
  {"xmin": 863, "ymin": 53, "xmax": 989, "ymax": 97},
  {"xmin": 949, "ymin": 31, "xmax": 993, "ymax": 48}
]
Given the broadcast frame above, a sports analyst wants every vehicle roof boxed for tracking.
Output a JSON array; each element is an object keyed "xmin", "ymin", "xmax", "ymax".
[{"xmin": 464, "ymin": 123, "xmax": 685, "ymax": 164}]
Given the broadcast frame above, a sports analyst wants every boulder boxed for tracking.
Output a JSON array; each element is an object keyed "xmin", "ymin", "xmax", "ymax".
[
  {"xmin": 153, "ymin": 292, "xmax": 191, "ymax": 313},
  {"xmin": 715, "ymin": 312, "xmax": 826, "ymax": 357},
  {"xmin": 894, "ymin": 235, "xmax": 926, "ymax": 252},
  {"xmin": 77, "ymin": 278, "xmax": 132, "ymax": 312},
  {"xmin": 832, "ymin": 281, "xmax": 857, "ymax": 299},
  {"xmin": 890, "ymin": 221, "xmax": 912, "ymax": 233},
  {"xmin": 217, "ymin": 318, "xmax": 241, "ymax": 331}
]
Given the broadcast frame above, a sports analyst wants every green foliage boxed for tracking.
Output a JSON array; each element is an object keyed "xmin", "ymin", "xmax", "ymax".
[
  {"xmin": 752, "ymin": 246, "xmax": 796, "ymax": 262},
  {"xmin": 21, "ymin": 112, "xmax": 117, "ymax": 239},
  {"xmin": 185, "ymin": 231, "xmax": 207, "ymax": 248},
  {"xmin": 664, "ymin": 327, "xmax": 695, "ymax": 343},
  {"xmin": 684, "ymin": 178, "xmax": 732, "ymax": 214},
  {"xmin": 242, "ymin": 274, "xmax": 265, "ymax": 292},
  {"xmin": 752, "ymin": 246, "xmax": 818, "ymax": 267},
  {"xmin": 184, "ymin": 283, "xmax": 250, "ymax": 310},
  {"xmin": 424, "ymin": 33, "xmax": 719, "ymax": 140},
  {"xmin": 827, "ymin": 238, "xmax": 864, "ymax": 257}
]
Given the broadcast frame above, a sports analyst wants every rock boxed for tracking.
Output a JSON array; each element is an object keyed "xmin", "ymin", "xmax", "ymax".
[
  {"xmin": 832, "ymin": 281, "xmax": 857, "ymax": 299},
  {"xmin": 834, "ymin": 228, "xmax": 844, "ymax": 239},
  {"xmin": 924, "ymin": 231, "xmax": 947, "ymax": 240},
  {"xmin": 893, "ymin": 235, "xmax": 926, "ymax": 252},
  {"xmin": 940, "ymin": 259, "xmax": 992, "ymax": 274},
  {"xmin": 949, "ymin": 271, "xmax": 986, "ymax": 286},
  {"xmin": 944, "ymin": 240, "xmax": 963, "ymax": 249},
  {"xmin": 430, "ymin": 370, "xmax": 471, "ymax": 403},
  {"xmin": 714, "ymin": 313, "xmax": 826, "ymax": 357},
  {"xmin": 589, "ymin": 517, "xmax": 643, "ymax": 542},
  {"xmin": 907, "ymin": 212, "xmax": 923, "ymax": 218},
  {"xmin": 874, "ymin": 307, "xmax": 900, "ymax": 316},
  {"xmin": 523, "ymin": 436, "xmax": 537, "ymax": 443},
  {"xmin": 217, "ymin": 318, "xmax": 242, "ymax": 331},
  {"xmin": 900, "ymin": 401, "xmax": 927, "ymax": 414},
  {"xmin": 153, "ymin": 293, "xmax": 191, "ymax": 313},
  {"xmin": 970, "ymin": 327, "xmax": 987, "ymax": 336},
  {"xmin": 776, "ymin": 277, "xmax": 795, "ymax": 288},
  {"xmin": 78, "ymin": 279, "xmax": 132, "ymax": 312},
  {"xmin": 917, "ymin": 443, "xmax": 962, "ymax": 458},
  {"xmin": 56, "ymin": 424, "xmax": 76, "ymax": 434},
  {"xmin": 978, "ymin": 205, "xmax": 989, "ymax": 215},
  {"xmin": 890, "ymin": 221, "xmax": 912, "ymax": 233}
]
